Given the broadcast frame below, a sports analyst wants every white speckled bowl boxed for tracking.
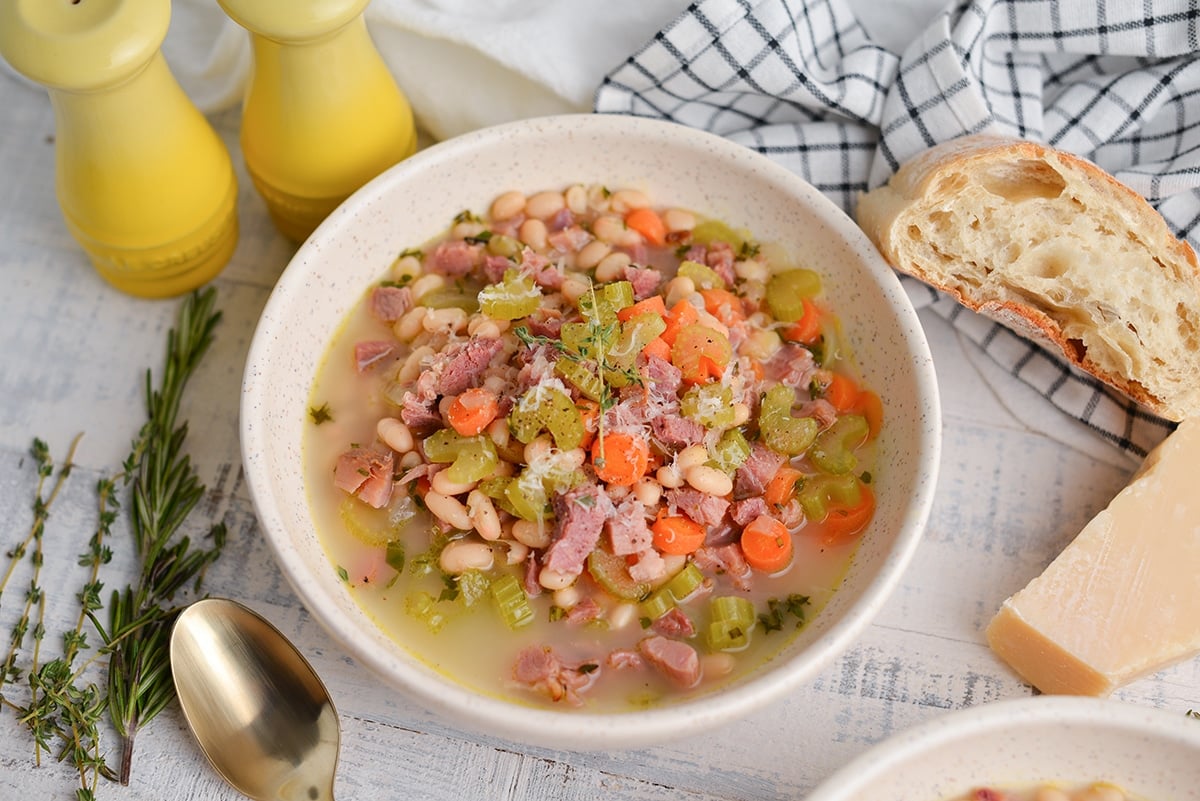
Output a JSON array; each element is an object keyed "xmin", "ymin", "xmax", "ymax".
[
  {"xmin": 804, "ymin": 696, "xmax": 1200, "ymax": 801},
  {"xmin": 241, "ymin": 114, "xmax": 941, "ymax": 749}
]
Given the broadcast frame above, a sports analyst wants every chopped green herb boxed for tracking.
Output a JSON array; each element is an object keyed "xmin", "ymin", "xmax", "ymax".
[
  {"xmin": 639, "ymin": 616, "xmax": 653, "ymax": 629},
  {"xmin": 860, "ymin": 471, "xmax": 873, "ymax": 484},
  {"xmin": 464, "ymin": 230, "xmax": 493, "ymax": 244},
  {"xmin": 758, "ymin": 593, "xmax": 811, "ymax": 634},
  {"xmin": 438, "ymin": 573, "xmax": 460, "ymax": 602},
  {"xmin": 453, "ymin": 209, "xmax": 483, "ymax": 225},
  {"xmin": 578, "ymin": 663, "xmax": 599, "ymax": 675},
  {"xmin": 336, "ymin": 566, "xmax": 350, "ymax": 583},
  {"xmin": 309, "ymin": 403, "xmax": 334, "ymax": 424},
  {"xmin": 397, "ymin": 247, "xmax": 424, "ymax": 260},
  {"xmin": 549, "ymin": 605, "xmax": 567, "ymax": 622},
  {"xmin": 738, "ymin": 240, "xmax": 761, "ymax": 259}
]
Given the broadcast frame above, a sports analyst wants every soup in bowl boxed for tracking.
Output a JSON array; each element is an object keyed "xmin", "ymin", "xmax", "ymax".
[{"xmin": 241, "ymin": 114, "xmax": 941, "ymax": 749}]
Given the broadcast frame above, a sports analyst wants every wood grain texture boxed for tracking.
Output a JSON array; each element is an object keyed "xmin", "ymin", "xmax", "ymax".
[{"xmin": 1, "ymin": 74, "xmax": 1195, "ymax": 801}]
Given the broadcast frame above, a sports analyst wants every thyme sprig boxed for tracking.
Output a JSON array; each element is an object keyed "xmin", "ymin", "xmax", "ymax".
[{"xmin": 93, "ymin": 287, "xmax": 227, "ymax": 785}]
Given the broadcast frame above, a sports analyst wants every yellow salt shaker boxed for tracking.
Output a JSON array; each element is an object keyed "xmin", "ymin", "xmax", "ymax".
[
  {"xmin": 218, "ymin": 0, "xmax": 418, "ymax": 241},
  {"xmin": 0, "ymin": 0, "xmax": 238, "ymax": 299}
]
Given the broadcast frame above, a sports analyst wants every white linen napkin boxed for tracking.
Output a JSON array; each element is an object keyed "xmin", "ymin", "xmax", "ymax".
[{"xmin": 596, "ymin": 0, "xmax": 1200, "ymax": 463}]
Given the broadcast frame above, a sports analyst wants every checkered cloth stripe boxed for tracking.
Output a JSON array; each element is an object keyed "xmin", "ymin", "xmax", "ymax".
[{"xmin": 596, "ymin": 0, "xmax": 1200, "ymax": 459}]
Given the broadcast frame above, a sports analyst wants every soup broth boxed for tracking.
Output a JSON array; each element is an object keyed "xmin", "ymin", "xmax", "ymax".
[{"xmin": 304, "ymin": 185, "xmax": 882, "ymax": 709}]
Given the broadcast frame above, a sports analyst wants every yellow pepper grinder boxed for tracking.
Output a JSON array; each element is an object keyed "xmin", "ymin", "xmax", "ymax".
[
  {"xmin": 218, "ymin": 0, "xmax": 418, "ymax": 241},
  {"xmin": 0, "ymin": 0, "xmax": 238, "ymax": 299}
]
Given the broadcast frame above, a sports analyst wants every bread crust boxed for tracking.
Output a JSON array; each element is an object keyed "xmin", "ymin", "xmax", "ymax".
[{"xmin": 857, "ymin": 135, "xmax": 1200, "ymax": 421}]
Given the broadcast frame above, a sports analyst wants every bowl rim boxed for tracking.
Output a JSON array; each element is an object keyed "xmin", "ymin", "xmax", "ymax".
[
  {"xmin": 803, "ymin": 695, "xmax": 1200, "ymax": 800},
  {"xmin": 240, "ymin": 112, "xmax": 943, "ymax": 749}
]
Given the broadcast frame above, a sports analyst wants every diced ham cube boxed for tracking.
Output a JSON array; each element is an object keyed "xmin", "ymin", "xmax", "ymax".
[
  {"xmin": 638, "ymin": 636, "xmax": 701, "ymax": 688},
  {"xmin": 428, "ymin": 240, "xmax": 481, "ymax": 278},
  {"xmin": 544, "ymin": 485, "xmax": 615, "ymax": 576},
  {"xmin": 369, "ymin": 285, "xmax": 413, "ymax": 322},
  {"xmin": 512, "ymin": 646, "xmax": 596, "ymax": 705},
  {"xmin": 332, "ymin": 447, "xmax": 394, "ymax": 509},
  {"xmin": 734, "ymin": 442, "xmax": 785, "ymax": 499},
  {"xmin": 651, "ymin": 607, "xmax": 696, "ymax": 639},
  {"xmin": 607, "ymin": 499, "xmax": 653, "ymax": 556},
  {"xmin": 667, "ymin": 487, "xmax": 729, "ymax": 528},
  {"xmin": 353, "ymin": 340, "xmax": 395, "ymax": 373}
]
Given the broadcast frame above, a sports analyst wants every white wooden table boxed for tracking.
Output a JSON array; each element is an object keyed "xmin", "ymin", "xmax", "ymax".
[{"xmin": 2, "ymin": 70, "xmax": 1196, "ymax": 801}]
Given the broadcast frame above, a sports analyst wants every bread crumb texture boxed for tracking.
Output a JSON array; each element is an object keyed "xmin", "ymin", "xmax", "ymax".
[{"xmin": 857, "ymin": 135, "xmax": 1200, "ymax": 421}]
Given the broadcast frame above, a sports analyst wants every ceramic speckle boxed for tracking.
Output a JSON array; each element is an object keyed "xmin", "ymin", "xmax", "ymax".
[
  {"xmin": 240, "ymin": 114, "xmax": 942, "ymax": 750},
  {"xmin": 804, "ymin": 696, "xmax": 1200, "ymax": 801}
]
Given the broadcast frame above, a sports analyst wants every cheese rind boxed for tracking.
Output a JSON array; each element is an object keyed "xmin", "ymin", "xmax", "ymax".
[{"xmin": 986, "ymin": 418, "xmax": 1200, "ymax": 695}]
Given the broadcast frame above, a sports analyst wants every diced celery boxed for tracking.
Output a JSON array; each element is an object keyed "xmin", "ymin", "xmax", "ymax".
[
  {"xmin": 504, "ymin": 477, "xmax": 545, "ymax": 522},
  {"xmin": 810, "ymin": 414, "xmax": 869, "ymax": 475},
  {"xmin": 609, "ymin": 313, "xmax": 667, "ymax": 370},
  {"xmin": 640, "ymin": 590, "xmax": 675, "ymax": 622},
  {"xmin": 690, "ymin": 220, "xmax": 746, "ymax": 251},
  {"xmin": 478, "ymin": 476, "xmax": 523, "ymax": 518},
  {"xmin": 560, "ymin": 322, "xmax": 595, "ymax": 356},
  {"xmin": 419, "ymin": 287, "xmax": 480, "ymax": 313},
  {"xmin": 444, "ymin": 438, "xmax": 499, "ymax": 484},
  {"xmin": 758, "ymin": 384, "xmax": 820, "ymax": 456},
  {"xmin": 664, "ymin": 563, "xmax": 704, "ymax": 601},
  {"xmin": 681, "ymin": 383, "xmax": 735, "ymax": 428},
  {"xmin": 405, "ymin": 591, "xmax": 449, "ymax": 633},
  {"xmin": 798, "ymin": 473, "xmax": 862, "ymax": 522},
  {"xmin": 424, "ymin": 428, "xmax": 499, "ymax": 483},
  {"xmin": 587, "ymin": 547, "xmax": 651, "ymax": 601},
  {"xmin": 339, "ymin": 498, "xmax": 398, "ymax": 546},
  {"xmin": 578, "ymin": 288, "xmax": 618, "ymax": 328},
  {"xmin": 706, "ymin": 595, "xmax": 756, "ymax": 652},
  {"xmin": 490, "ymin": 574, "xmax": 534, "ymax": 630},
  {"xmin": 765, "ymin": 269, "xmax": 822, "ymax": 322},
  {"xmin": 486, "ymin": 234, "xmax": 521, "ymax": 258},
  {"xmin": 554, "ymin": 359, "xmax": 604, "ymax": 402},
  {"xmin": 677, "ymin": 259, "xmax": 726, "ymax": 290},
  {"xmin": 602, "ymin": 280, "xmax": 635, "ymax": 310},
  {"xmin": 509, "ymin": 386, "xmax": 585, "ymax": 450},
  {"xmin": 710, "ymin": 428, "xmax": 751, "ymax": 473},
  {"xmin": 457, "ymin": 569, "xmax": 491, "ymax": 608},
  {"xmin": 478, "ymin": 272, "xmax": 541, "ymax": 320}
]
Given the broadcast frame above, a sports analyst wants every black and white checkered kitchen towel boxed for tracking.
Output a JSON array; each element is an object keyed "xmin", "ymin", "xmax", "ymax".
[{"xmin": 596, "ymin": 0, "xmax": 1200, "ymax": 460}]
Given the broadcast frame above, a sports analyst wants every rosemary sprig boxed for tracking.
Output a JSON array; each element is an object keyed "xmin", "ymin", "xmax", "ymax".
[{"xmin": 92, "ymin": 287, "xmax": 227, "ymax": 785}]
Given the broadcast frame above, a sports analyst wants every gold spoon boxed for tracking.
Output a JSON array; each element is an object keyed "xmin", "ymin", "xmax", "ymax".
[{"xmin": 170, "ymin": 598, "xmax": 340, "ymax": 801}]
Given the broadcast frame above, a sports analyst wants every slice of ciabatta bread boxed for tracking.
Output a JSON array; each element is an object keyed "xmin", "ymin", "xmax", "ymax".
[{"xmin": 856, "ymin": 135, "xmax": 1200, "ymax": 421}]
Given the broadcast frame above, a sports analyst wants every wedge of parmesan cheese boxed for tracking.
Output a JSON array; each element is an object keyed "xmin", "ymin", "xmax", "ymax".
[{"xmin": 986, "ymin": 417, "xmax": 1200, "ymax": 695}]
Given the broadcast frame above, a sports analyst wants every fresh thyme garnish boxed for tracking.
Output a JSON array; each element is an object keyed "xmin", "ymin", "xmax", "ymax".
[
  {"xmin": 464, "ymin": 230, "xmax": 493, "ymax": 245},
  {"xmin": 452, "ymin": 209, "xmax": 483, "ymax": 225},
  {"xmin": 309, "ymin": 403, "xmax": 334, "ymax": 425}
]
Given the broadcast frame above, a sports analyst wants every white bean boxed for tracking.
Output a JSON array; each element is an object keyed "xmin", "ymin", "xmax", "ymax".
[
  {"xmin": 562, "ymin": 447, "xmax": 587, "ymax": 469},
  {"xmin": 486, "ymin": 417, "xmax": 510, "ymax": 448},
  {"xmin": 471, "ymin": 318, "xmax": 501, "ymax": 339},
  {"xmin": 538, "ymin": 567, "xmax": 576, "ymax": 591},
  {"xmin": 743, "ymin": 329, "xmax": 782, "ymax": 361},
  {"xmin": 686, "ymin": 464, "xmax": 733, "ymax": 497},
  {"xmin": 523, "ymin": 434, "xmax": 554, "ymax": 465},
  {"xmin": 407, "ymin": 273, "xmax": 444, "ymax": 302},
  {"xmin": 553, "ymin": 585, "xmax": 581, "ymax": 610},
  {"xmin": 512, "ymin": 519, "xmax": 551, "ymax": 549},
  {"xmin": 376, "ymin": 418, "xmax": 413, "ymax": 454},
  {"xmin": 701, "ymin": 652, "xmax": 736, "ymax": 678},
  {"xmin": 399, "ymin": 451, "xmax": 422, "ymax": 469},
  {"xmin": 595, "ymin": 251, "xmax": 631, "ymax": 283},
  {"xmin": 662, "ymin": 208, "xmax": 695, "ymax": 233},
  {"xmin": 424, "ymin": 490, "xmax": 472, "ymax": 531},
  {"xmin": 467, "ymin": 490, "xmax": 502, "ymax": 541},
  {"xmin": 396, "ymin": 344, "xmax": 433, "ymax": 383},
  {"xmin": 586, "ymin": 184, "xmax": 612, "ymax": 213},
  {"xmin": 608, "ymin": 602, "xmax": 637, "ymax": 630},
  {"xmin": 451, "ymin": 220, "xmax": 486, "ymax": 240},
  {"xmin": 431, "ymin": 469, "xmax": 477, "ymax": 497},
  {"xmin": 391, "ymin": 254, "xmax": 422, "ymax": 281},
  {"xmin": 609, "ymin": 188, "xmax": 650, "ymax": 214},
  {"xmin": 560, "ymin": 274, "xmax": 591, "ymax": 304},
  {"xmin": 607, "ymin": 484, "xmax": 629, "ymax": 501},
  {"xmin": 731, "ymin": 402, "xmax": 751, "ymax": 426},
  {"xmin": 656, "ymin": 464, "xmax": 684, "ymax": 489},
  {"xmin": 664, "ymin": 276, "xmax": 696, "ymax": 307},
  {"xmin": 422, "ymin": 306, "xmax": 468, "ymax": 335},
  {"xmin": 591, "ymin": 214, "xmax": 626, "ymax": 244},
  {"xmin": 631, "ymin": 477, "xmax": 662, "ymax": 508},
  {"xmin": 675, "ymin": 444, "xmax": 709, "ymax": 473},
  {"xmin": 490, "ymin": 190, "xmax": 526, "ymax": 221},
  {"xmin": 518, "ymin": 218, "xmax": 548, "ymax": 250},
  {"xmin": 524, "ymin": 190, "xmax": 566, "ymax": 220},
  {"xmin": 502, "ymin": 539, "xmax": 529, "ymax": 565},
  {"xmin": 576, "ymin": 239, "xmax": 612, "ymax": 270},
  {"xmin": 734, "ymin": 258, "xmax": 769, "ymax": 282},
  {"xmin": 393, "ymin": 306, "xmax": 428, "ymax": 341},
  {"xmin": 564, "ymin": 184, "xmax": 588, "ymax": 215},
  {"xmin": 439, "ymin": 540, "xmax": 494, "ymax": 574}
]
